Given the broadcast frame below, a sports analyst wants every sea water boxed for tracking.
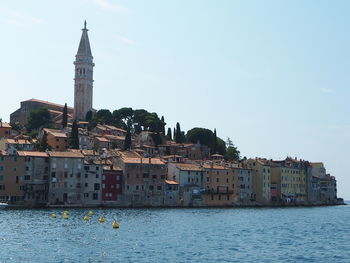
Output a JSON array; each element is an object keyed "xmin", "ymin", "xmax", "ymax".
[{"xmin": 0, "ymin": 204, "xmax": 349, "ymax": 263}]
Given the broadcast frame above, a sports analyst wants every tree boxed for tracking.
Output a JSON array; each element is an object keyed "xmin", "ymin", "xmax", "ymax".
[
  {"xmin": 26, "ymin": 108, "xmax": 53, "ymax": 132},
  {"xmin": 160, "ymin": 116, "xmax": 166, "ymax": 134},
  {"xmin": 166, "ymin": 127, "xmax": 172, "ymax": 140},
  {"xmin": 123, "ymin": 126, "xmax": 132, "ymax": 150},
  {"xmin": 175, "ymin": 122, "xmax": 185, "ymax": 143},
  {"xmin": 62, "ymin": 103, "xmax": 68, "ymax": 128},
  {"xmin": 224, "ymin": 137, "xmax": 240, "ymax": 161},
  {"xmin": 85, "ymin": 110, "xmax": 93, "ymax": 122},
  {"xmin": 95, "ymin": 109, "xmax": 113, "ymax": 124},
  {"xmin": 37, "ymin": 131, "xmax": 51, "ymax": 151},
  {"xmin": 69, "ymin": 120, "xmax": 79, "ymax": 149},
  {"xmin": 186, "ymin": 127, "xmax": 215, "ymax": 149},
  {"xmin": 213, "ymin": 128, "xmax": 217, "ymax": 154}
]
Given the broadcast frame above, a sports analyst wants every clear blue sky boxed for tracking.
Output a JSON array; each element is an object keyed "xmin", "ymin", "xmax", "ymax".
[{"xmin": 1, "ymin": 0, "xmax": 349, "ymax": 199}]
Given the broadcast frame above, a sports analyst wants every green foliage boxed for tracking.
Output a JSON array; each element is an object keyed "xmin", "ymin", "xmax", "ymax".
[
  {"xmin": 216, "ymin": 137, "xmax": 226, "ymax": 155},
  {"xmin": 69, "ymin": 120, "xmax": 79, "ymax": 149},
  {"xmin": 85, "ymin": 110, "xmax": 93, "ymax": 122},
  {"xmin": 62, "ymin": 103, "xmax": 68, "ymax": 128},
  {"xmin": 224, "ymin": 137, "xmax": 240, "ymax": 161},
  {"xmin": 36, "ymin": 132, "xmax": 52, "ymax": 151},
  {"xmin": 186, "ymin": 127, "xmax": 215, "ymax": 148},
  {"xmin": 123, "ymin": 126, "xmax": 132, "ymax": 150},
  {"xmin": 160, "ymin": 116, "xmax": 166, "ymax": 134},
  {"xmin": 213, "ymin": 128, "xmax": 217, "ymax": 154},
  {"xmin": 175, "ymin": 122, "xmax": 185, "ymax": 143},
  {"xmin": 26, "ymin": 108, "xmax": 53, "ymax": 132},
  {"xmin": 166, "ymin": 127, "xmax": 172, "ymax": 140},
  {"xmin": 186, "ymin": 127, "xmax": 227, "ymax": 155},
  {"xmin": 95, "ymin": 109, "xmax": 113, "ymax": 124},
  {"xmin": 9, "ymin": 122, "xmax": 23, "ymax": 132}
]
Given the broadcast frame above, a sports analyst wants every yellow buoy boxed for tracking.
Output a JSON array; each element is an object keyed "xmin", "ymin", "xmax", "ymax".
[
  {"xmin": 64, "ymin": 210, "xmax": 69, "ymax": 215},
  {"xmin": 88, "ymin": 210, "xmax": 94, "ymax": 216},
  {"xmin": 99, "ymin": 217, "xmax": 105, "ymax": 223},
  {"xmin": 51, "ymin": 213, "xmax": 56, "ymax": 218},
  {"xmin": 84, "ymin": 215, "xmax": 89, "ymax": 221},
  {"xmin": 112, "ymin": 221, "xmax": 119, "ymax": 229},
  {"xmin": 63, "ymin": 214, "xmax": 68, "ymax": 219}
]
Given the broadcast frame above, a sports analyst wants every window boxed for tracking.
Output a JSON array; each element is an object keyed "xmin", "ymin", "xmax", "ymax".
[
  {"xmin": 94, "ymin": 184, "xmax": 100, "ymax": 190},
  {"xmin": 152, "ymin": 175, "xmax": 157, "ymax": 179},
  {"xmin": 77, "ymin": 173, "xmax": 81, "ymax": 178},
  {"xmin": 64, "ymin": 172, "xmax": 68, "ymax": 178},
  {"xmin": 85, "ymin": 183, "xmax": 88, "ymax": 187},
  {"xmin": 157, "ymin": 185, "xmax": 162, "ymax": 191},
  {"xmin": 0, "ymin": 176, "xmax": 3, "ymax": 181},
  {"xmin": 216, "ymin": 178, "xmax": 219, "ymax": 183},
  {"xmin": 24, "ymin": 175, "xmax": 30, "ymax": 180},
  {"xmin": 25, "ymin": 166, "xmax": 29, "ymax": 171},
  {"xmin": 96, "ymin": 174, "xmax": 99, "ymax": 179},
  {"xmin": 0, "ymin": 184, "xmax": 5, "ymax": 190},
  {"xmin": 77, "ymin": 183, "xmax": 81, "ymax": 188},
  {"xmin": 116, "ymin": 184, "xmax": 120, "ymax": 189},
  {"xmin": 0, "ymin": 166, "xmax": 4, "ymax": 171},
  {"xmin": 149, "ymin": 185, "xmax": 154, "ymax": 190},
  {"xmin": 93, "ymin": 193, "xmax": 98, "ymax": 200},
  {"xmin": 206, "ymin": 177, "xmax": 209, "ymax": 182},
  {"xmin": 84, "ymin": 193, "xmax": 89, "ymax": 198},
  {"xmin": 85, "ymin": 174, "xmax": 88, "ymax": 178},
  {"xmin": 51, "ymin": 172, "xmax": 56, "ymax": 177}
]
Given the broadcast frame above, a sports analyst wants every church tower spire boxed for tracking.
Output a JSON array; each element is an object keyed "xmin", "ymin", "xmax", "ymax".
[{"xmin": 73, "ymin": 21, "xmax": 94, "ymax": 121}]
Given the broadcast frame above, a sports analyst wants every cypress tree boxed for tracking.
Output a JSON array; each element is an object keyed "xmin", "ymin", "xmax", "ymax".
[
  {"xmin": 62, "ymin": 103, "xmax": 68, "ymax": 128},
  {"xmin": 213, "ymin": 128, "xmax": 217, "ymax": 154},
  {"xmin": 166, "ymin": 127, "xmax": 172, "ymax": 140},
  {"xmin": 85, "ymin": 110, "xmax": 93, "ymax": 122},
  {"xmin": 175, "ymin": 122, "xmax": 183, "ymax": 143},
  {"xmin": 160, "ymin": 116, "xmax": 166, "ymax": 134},
  {"xmin": 69, "ymin": 120, "xmax": 79, "ymax": 149},
  {"xmin": 173, "ymin": 128, "xmax": 176, "ymax": 141},
  {"xmin": 124, "ymin": 126, "xmax": 132, "ymax": 150}
]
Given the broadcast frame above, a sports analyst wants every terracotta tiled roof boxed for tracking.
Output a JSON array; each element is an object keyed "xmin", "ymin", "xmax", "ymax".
[
  {"xmin": 17, "ymin": 151, "xmax": 49, "ymax": 157},
  {"xmin": 0, "ymin": 122, "xmax": 11, "ymax": 128},
  {"xmin": 25, "ymin": 99, "xmax": 73, "ymax": 110},
  {"xmin": 203, "ymin": 164, "xmax": 229, "ymax": 170},
  {"xmin": 96, "ymin": 137, "xmax": 110, "ymax": 142},
  {"xmin": 165, "ymin": 180, "xmax": 179, "ymax": 185},
  {"xmin": 48, "ymin": 151, "xmax": 84, "ymax": 158},
  {"xmin": 5, "ymin": 139, "xmax": 34, "ymax": 145},
  {"xmin": 122, "ymin": 157, "xmax": 165, "ymax": 165},
  {"xmin": 175, "ymin": 163, "xmax": 203, "ymax": 171}
]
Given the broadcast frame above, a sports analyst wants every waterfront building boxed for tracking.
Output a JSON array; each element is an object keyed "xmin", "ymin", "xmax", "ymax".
[
  {"xmin": 247, "ymin": 158, "xmax": 271, "ymax": 204},
  {"xmin": 73, "ymin": 21, "xmax": 94, "ymax": 121},
  {"xmin": 167, "ymin": 163, "xmax": 204, "ymax": 206},
  {"xmin": 164, "ymin": 179, "xmax": 180, "ymax": 206},
  {"xmin": 202, "ymin": 163, "xmax": 234, "ymax": 206},
  {"xmin": 232, "ymin": 167, "xmax": 254, "ymax": 203},
  {"xmin": 81, "ymin": 159, "xmax": 102, "ymax": 206},
  {"xmin": 116, "ymin": 157, "xmax": 166, "ymax": 206},
  {"xmin": 93, "ymin": 125, "xmax": 126, "ymax": 137},
  {"xmin": 0, "ymin": 151, "xmax": 25, "ymax": 204},
  {"xmin": 17, "ymin": 151, "xmax": 50, "ymax": 207},
  {"xmin": 102, "ymin": 164, "xmax": 123, "ymax": 205},
  {"xmin": 48, "ymin": 151, "xmax": 84, "ymax": 205},
  {"xmin": 270, "ymin": 159, "xmax": 307, "ymax": 203}
]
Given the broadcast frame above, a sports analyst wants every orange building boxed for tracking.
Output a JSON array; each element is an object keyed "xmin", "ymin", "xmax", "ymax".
[{"xmin": 0, "ymin": 122, "xmax": 11, "ymax": 138}]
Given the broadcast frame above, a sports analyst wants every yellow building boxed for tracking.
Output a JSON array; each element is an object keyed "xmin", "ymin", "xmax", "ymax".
[
  {"xmin": 247, "ymin": 158, "xmax": 271, "ymax": 204},
  {"xmin": 271, "ymin": 159, "xmax": 307, "ymax": 203}
]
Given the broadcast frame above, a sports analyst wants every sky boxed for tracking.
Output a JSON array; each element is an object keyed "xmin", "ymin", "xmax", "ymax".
[{"xmin": 0, "ymin": 0, "xmax": 349, "ymax": 199}]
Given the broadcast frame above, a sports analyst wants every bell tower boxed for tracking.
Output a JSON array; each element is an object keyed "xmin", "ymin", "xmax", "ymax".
[{"xmin": 74, "ymin": 21, "xmax": 94, "ymax": 121}]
